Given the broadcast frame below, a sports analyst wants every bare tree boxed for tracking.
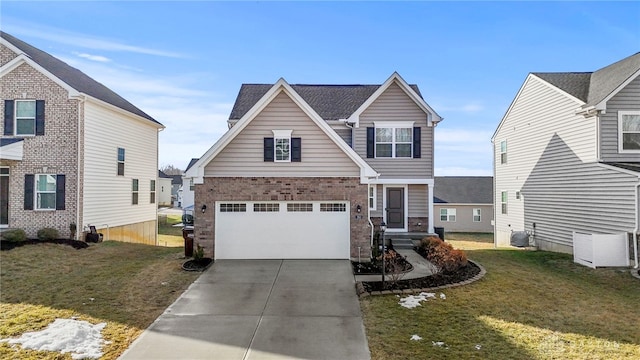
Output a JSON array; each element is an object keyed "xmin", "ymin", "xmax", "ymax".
[{"xmin": 160, "ymin": 164, "xmax": 183, "ymax": 175}]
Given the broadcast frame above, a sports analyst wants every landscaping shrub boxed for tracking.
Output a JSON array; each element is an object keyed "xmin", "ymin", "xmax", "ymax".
[
  {"xmin": 37, "ymin": 227, "xmax": 60, "ymax": 241},
  {"xmin": 1, "ymin": 229, "xmax": 27, "ymax": 242},
  {"xmin": 418, "ymin": 235, "xmax": 468, "ymax": 273}
]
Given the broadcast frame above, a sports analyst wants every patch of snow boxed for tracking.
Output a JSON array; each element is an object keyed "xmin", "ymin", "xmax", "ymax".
[
  {"xmin": 398, "ymin": 292, "xmax": 436, "ymax": 309},
  {"xmin": 0, "ymin": 318, "xmax": 107, "ymax": 359},
  {"xmin": 432, "ymin": 341, "xmax": 447, "ymax": 347},
  {"xmin": 440, "ymin": 293, "xmax": 446, "ymax": 300},
  {"xmin": 475, "ymin": 344, "xmax": 482, "ymax": 350},
  {"xmin": 410, "ymin": 335, "xmax": 422, "ymax": 341}
]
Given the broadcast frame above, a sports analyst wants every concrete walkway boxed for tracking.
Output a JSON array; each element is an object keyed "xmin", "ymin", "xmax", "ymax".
[
  {"xmin": 354, "ymin": 249, "xmax": 437, "ymax": 282},
  {"xmin": 119, "ymin": 260, "xmax": 370, "ymax": 360}
]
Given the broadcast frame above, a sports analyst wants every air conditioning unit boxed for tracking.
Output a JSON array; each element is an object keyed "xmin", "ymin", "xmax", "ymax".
[{"xmin": 510, "ymin": 231, "xmax": 530, "ymax": 247}]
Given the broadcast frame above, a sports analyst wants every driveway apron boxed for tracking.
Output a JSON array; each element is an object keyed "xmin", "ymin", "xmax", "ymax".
[{"xmin": 119, "ymin": 260, "xmax": 370, "ymax": 360}]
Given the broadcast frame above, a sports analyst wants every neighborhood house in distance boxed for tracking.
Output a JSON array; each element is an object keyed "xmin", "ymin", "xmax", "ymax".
[
  {"xmin": 493, "ymin": 52, "xmax": 640, "ymax": 267},
  {"xmin": 184, "ymin": 73, "xmax": 442, "ymax": 260},
  {"xmin": 433, "ymin": 176, "xmax": 493, "ymax": 233},
  {"xmin": 0, "ymin": 32, "xmax": 163, "ymax": 243}
]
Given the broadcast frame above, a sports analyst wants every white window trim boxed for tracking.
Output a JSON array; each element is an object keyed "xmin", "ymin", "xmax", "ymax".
[
  {"xmin": 15, "ymin": 99, "xmax": 36, "ymax": 136},
  {"xmin": 368, "ymin": 184, "xmax": 377, "ymax": 211},
  {"xmin": 501, "ymin": 191, "xmax": 508, "ymax": 215},
  {"xmin": 132, "ymin": 179, "xmax": 139, "ymax": 205},
  {"xmin": 272, "ymin": 129, "xmax": 292, "ymax": 162},
  {"xmin": 618, "ymin": 111, "xmax": 640, "ymax": 153},
  {"xmin": 374, "ymin": 121, "xmax": 414, "ymax": 159},
  {"xmin": 117, "ymin": 147, "xmax": 125, "ymax": 176},
  {"xmin": 35, "ymin": 174, "xmax": 56, "ymax": 211},
  {"xmin": 440, "ymin": 208, "xmax": 456, "ymax": 222},
  {"xmin": 150, "ymin": 180, "xmax": 156, "ymax": 204},
  {"xmin": 473, "ymin": 208, "xmax": 481, "ymax": 222},
  {"xmin": 500, "ymin": 140, "xmax": 507, "ymax": 164}
]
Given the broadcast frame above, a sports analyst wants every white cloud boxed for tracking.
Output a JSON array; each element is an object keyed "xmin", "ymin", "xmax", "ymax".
[
  {"xmin": 435, "ymin": 128, "xmax": 494, "ymax": 176},
  {"xmin": 73, "ymin": 52, "xmax": 111, "ymax": 63}
]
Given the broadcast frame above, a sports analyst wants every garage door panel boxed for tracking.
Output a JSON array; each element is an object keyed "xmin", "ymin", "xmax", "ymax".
[{"xmin": 215, "ymin": 202, "xmax": 350, "ymax": 260}]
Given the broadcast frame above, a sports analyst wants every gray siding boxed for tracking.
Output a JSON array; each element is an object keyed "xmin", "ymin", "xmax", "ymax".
[
  {"xmin": 600, "ymin": 75, "xmax": 640, "ymax": 162},
  {"xmin": 522, "ymin": 134, "xmax": 638, "ymax": 251},
  {"xmin": 205, "ymin": 91, "xmax": 360, "ymax": 177},
  {"xmin": 353, "ymin": 82, "xmax": 433, "ymax": 179},
  {"xmin": 369, "ymin": 184, "xmax": 428, "ymax": 217},
  {"xmin": 434, "ymin": 204, "xmax": 493, "ymax": 233}
]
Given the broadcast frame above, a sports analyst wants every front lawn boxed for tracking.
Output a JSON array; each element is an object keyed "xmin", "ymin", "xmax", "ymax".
[
  {"xmin": 361, "ymin": 242, "xmax": 640, "ymax": 359},
  {"xmin": 0, "ymin": 241, "xmax": 199, "ymax": 359},
  {"xmin": 158, "ymin": 213, "xmax": 184, "ymax": 247}
]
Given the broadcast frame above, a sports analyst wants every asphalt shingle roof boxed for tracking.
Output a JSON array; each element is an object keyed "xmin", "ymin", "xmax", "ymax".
[
  {"xmin": 229, "ymin": 83, "xmax": 422, "ymax": 120},
  {"xmin": 533, "ymin": 52, "xmax": 640, "ymax": 107},
  {"xmin": 433, "ymin": 176, "xmax": 493, "ymax": 204},
  {"xmin": 1, "ymin": 31, "xmax": 161, "ymax": 125}
]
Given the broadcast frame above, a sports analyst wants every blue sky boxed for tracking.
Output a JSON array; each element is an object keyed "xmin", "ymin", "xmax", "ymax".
[{"xmin": 2, "ymin": 1, "xmax": 639, "ymax": 175}]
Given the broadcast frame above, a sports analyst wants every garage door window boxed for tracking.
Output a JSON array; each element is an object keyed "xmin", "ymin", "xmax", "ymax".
[
  {"xmin": 220, "ymin": 203, "xmax": 246, "ymax": 212},
  {"xmin": 320, "ymin": 203, "xmax": 346, "ymax": 212},
  {"xmin": 254, "ymin": 203, "xmax": 279, "ymax": 212},
  {"xmin": 287, "ymin": 203, "xmax": 313, "ymax": 212}
]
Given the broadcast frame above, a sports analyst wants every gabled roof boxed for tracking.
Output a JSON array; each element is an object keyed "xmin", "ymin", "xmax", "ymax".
[
  {"xmin": 228, "ymin": 73, "xmax": 438, "ymax": 123},
  {"xmin": 185, "ymin": 158, "xmax": 199, "ymax": 172},
  {"xmin": 0, "ymin": 31, "xmax": 162, "ymax": 126},
  {"xmin": 158, "ymin": 170, "xmax": 172, "ymax": 179},
  {"xmin": 532, "ymin": 52, "xmax": 640, "ymax": 110},
  {"xmin": 185, "ymin": 78, "xmax": 379, "ymax": 183},
  {"xmin": 433, "ymin": 176, "xmax": 493, "ymax": 204},
  {"xmin": 170, "ymin": 175, "xmax": 182, "ymax": 185}
]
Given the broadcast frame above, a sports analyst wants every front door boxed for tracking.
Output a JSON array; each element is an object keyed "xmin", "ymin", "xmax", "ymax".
[
  {"xmin": 0, "ymin": 168, "xmax": 9, "ymax": 226},
  {"xmin": 386, "ymin": 187, "xmax": 404, "ymax": 229}
]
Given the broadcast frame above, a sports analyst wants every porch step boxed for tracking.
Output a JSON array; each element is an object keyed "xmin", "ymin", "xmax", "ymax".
[{"xmin": 391, "ymin": 238, "xmax": 416, "ymax": 250}]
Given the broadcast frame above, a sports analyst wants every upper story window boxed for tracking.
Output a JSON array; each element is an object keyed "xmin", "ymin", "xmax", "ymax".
[
  {"xmin": 3, "ymin": 100, "xmax": 45, "ymax": 136},
  {"xmin": 264, "ymin": 130, "xmax": 301, "ymax": 162},
  {"xmin": 500, "ymin": 140, "xmax": 507, "ymax": 164},
  {"xmin": 117, "ymin": 148, "xmax": 125, "ymax": 176},
  {"xmin": 375, "ymin": 127, "xmax": 412, "ymax": 158},
  {"xmin": 189, "ymin": 178, "xmax": 194, "ymax": 191},
  {"xmin": 15, "ymin": 100, "xmax": 36, "ymax": 135},
  {"xmin": 473, "ymin": 208, "xmax": 481, "ymax": 222},
  {"xmin": 619, "ymin": 111, "xmax": 640, "ymax": 152}
]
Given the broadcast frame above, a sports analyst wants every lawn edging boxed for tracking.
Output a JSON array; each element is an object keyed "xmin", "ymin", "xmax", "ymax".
[{"xmin": 355, "ymin": 259, "xmax": 486, "ymax": 298}]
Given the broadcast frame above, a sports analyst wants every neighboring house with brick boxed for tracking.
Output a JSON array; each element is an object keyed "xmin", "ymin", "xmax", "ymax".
[
  {"xmin": 492, "ymin": 52, "xmax": 640, "ymax": 266},
  {"xmin": 158, "ymin": 170, "xmax": 173, "ymax": 207},
  {"xmin": 433, "ymin": 176, "xmax": 493, "ymax": 233},
  {"xmin": 184, "ymin": 73, "xmax": 442, "ymax": 259},
  {"xmin": 0, "ymin": 32, "xmax": 163, "ymax": 243}
]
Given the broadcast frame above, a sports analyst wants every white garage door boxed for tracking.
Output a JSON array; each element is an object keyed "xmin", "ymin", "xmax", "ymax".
[{"xmin": 215, "ymin": 201, "xmax": 350, "ymax": 259}]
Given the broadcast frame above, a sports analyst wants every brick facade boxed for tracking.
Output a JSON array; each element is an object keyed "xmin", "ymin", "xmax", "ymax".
[
  {"xmin": 1, "ymin": 62, "xmax": 80, "ymax": 238},
  {"xmin": 193, "ymin": 177, "xmax": 371, "ymax": 259}
]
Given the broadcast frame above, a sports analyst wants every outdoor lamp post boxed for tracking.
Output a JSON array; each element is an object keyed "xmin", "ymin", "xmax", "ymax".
[{"xmin": 380, "ymin": 222, "xmax": 387, "ymax": 286}]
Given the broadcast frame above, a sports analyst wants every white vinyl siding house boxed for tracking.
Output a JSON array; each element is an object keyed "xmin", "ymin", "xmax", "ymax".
[{"xmin": 493, "ymin": 53, "xmax": 640, "ymax": 261}]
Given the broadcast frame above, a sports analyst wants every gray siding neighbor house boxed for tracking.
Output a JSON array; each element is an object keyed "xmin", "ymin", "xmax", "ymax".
[
  {"xmin": 434, "ymin": 176, "xmax": 493, "ymax": 233},
  {"xmin": 184, "ymin": 73, "xmax": 442, "ymax": 260},
  {"xmin": 493, "ymin": 52, "xmax": 640, "ymax": 267}
]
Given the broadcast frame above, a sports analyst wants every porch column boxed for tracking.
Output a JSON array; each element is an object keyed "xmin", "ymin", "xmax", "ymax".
[{"xmin": 428, "ymin": 183, "xmax": 434, "ymax": 233}]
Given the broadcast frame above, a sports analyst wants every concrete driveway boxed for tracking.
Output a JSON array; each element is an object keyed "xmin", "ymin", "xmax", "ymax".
[{"xmin": 119, "ymin": 260, "xmax": 370, "ymax": 360}]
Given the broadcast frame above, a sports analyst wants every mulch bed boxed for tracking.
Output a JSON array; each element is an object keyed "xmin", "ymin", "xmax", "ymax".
[
  {"xmin": 351, "ymin": 257, "xmax": 413, "ymax": 275},
  {"xmin": 360, "ymin": 261, "xmax": 481, "ymax": 293},
  {"xmin": 0, "ymin": 239, "xmax": 89, "ymax": 251}
]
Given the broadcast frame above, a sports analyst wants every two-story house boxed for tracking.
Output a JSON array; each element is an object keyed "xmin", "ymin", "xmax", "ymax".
[
  {"xmin": 184, "ymin": 73, "xmax": 442, "ymax": 260},
  {"xmin": 0, "ymin": 32, "xmax": 163, "ymax": 243},
  {"xmin": 492, "ymin": 52, "xmax": 640, "ymax": 266},
  {"xmin": 433, "ymin": 176, "xmax": 494, "ymax": 233}
]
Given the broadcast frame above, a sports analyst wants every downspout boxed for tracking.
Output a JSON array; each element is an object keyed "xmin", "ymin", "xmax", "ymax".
[
  {"xmin": 634, "ymin": 181, "xmax": 639, "ymax": 269},
  {"xmin": 75, "ymin": 97, "xmax": 84, "ymax": 240}
]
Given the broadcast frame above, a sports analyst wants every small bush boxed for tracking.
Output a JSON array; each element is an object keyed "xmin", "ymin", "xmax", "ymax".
[
  {"xmin": 419, "ymin": 235, "xmax": 468, "ymax": 273},
  {"xmin": 1, "ymin": 229, "xmax": 27, "ymax": 242},
  {"xmin": 37, "ymin": 227, "xmax": 59, "ymax": 241},
  {"xmin": 193, "ymin": 244, "xmax": 205, "ymax": 261}
]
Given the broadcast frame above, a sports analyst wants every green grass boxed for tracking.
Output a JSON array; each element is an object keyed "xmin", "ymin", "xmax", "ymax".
[
  {"xmin": 158, "ymin": 214, "xmax": 184, "ymax": 247},
  {"xmin": 361, "ymin": 237, "xmax": 640, "ymax": 359},
  {"xmin": 0, "ymin": 241, "xmax": 199, "ymax": 359}
]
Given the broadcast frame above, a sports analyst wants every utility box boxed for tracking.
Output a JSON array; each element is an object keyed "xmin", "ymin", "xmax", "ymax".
[{"xmin": 182, "ymin": 226, "xmax": 194, "ymax": 258}]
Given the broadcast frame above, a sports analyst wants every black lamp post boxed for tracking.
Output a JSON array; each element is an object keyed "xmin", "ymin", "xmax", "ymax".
[{"xmin": 380, "ymin": 221, "xmax": 387, "ymax": 286}]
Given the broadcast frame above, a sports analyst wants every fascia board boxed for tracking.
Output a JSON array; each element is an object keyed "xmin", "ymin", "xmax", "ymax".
[
  {"xmin": 186, "ymin": 78, "xmax": 379, "ymax": 181},
  {"xmin": 83, "ymin": 94, "xmax": 164, "ymax": 129},
  {"xmin": 593, "ymin": 69, "xmax": 640, "ymax": 111},
  {"xmin": 347, "ymin": 72, "xmax": 442, "ymax": 125},
  {"xmin": 0, "ymin": 140, "xmax": 24, "ymax": 160},
  {"xmin": 0, "ymin": 54, "xmax": 81, "ymax": 98}
]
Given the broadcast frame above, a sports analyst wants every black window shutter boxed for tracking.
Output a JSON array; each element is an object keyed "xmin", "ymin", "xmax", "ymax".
[
  {"xmin": 264, "ymin": 137, "xmax": 274, "ymax": 162},
  {"xmin": 56, "ymin": 174, "xmax": 65, "ymax": 210},
  {"xmin": 413, "ymin": 127, "xmax": 421, "ymax": 158},
  {"xmin": 24, "ymin": 174, "xmax": 34, "ymax": 210},
  {"xmin": 291, "ymin": 137, "xmax": 301, "ymax": 162},
  {"xmin": 366, "ymin": 127, "xmax": 375, "ymax": 158},
  {"xmin": 35, "ymin": 100, "xmax": 45, "ymax": 135},
  {"xmin": 4, "ymin": 100, "xmax": 14, "ymax": 135}
]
